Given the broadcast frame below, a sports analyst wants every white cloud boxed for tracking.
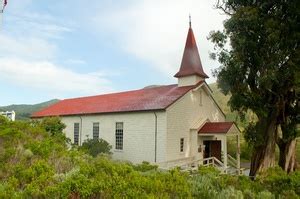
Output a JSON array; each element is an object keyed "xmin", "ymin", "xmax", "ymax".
[
  {"xmin": 0, "ymin": 34, "xmax": 57, "ymax": 60},
  {"xmin": 0, "ymin": 1, "xmax": 115, "ymax": 104},
  {"xmin": 0, "ymin": 58, "xmax": 113, "ymax": 95},
  {"xmin": 90, "ymin": 0, "xmax": 227, "ymax": 82},
  {"xmin": 0, "ymin": 0, "xmax": 226, "ymax": 105}
]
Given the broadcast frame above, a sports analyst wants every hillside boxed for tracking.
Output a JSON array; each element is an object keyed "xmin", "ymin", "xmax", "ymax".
[
  {"xmin": 209, "ymin": 83, "xmax": 241, "ymax": 123},
  {"xmin": 209, "ymin": 82, "xmax": 231, "ymax": 114},
  {"xmin": 210, "ymin": 83, "xmax": 257, "ymax": 130},
  {"xmin": 0, "ymin": 99, "xmax": 59, "ymax": 120}
]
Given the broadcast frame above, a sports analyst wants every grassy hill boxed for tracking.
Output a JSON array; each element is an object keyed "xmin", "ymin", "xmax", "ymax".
[{"xmin": 0, "ymin": 99, "xmax": 59, "ymax": 120}]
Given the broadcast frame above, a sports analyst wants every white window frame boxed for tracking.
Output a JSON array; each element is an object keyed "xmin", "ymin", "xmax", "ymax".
[
  {"xmin": 93, "ymin": 122, "xmax": 100, "ymax": 139},
  {"xmin": 74, "ymin": 123, "xmax": 80, "ymax": 145},
  {"xmin": 115, "ymin": 122, "xmax": 124, "ymax": 150}
]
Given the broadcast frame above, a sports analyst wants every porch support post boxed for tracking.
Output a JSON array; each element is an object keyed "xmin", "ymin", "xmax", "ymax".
[
  {"xmin": 222, "ymin": 135, "xmax": 228, "ymax": 172},
  {"xmin": 236, "ymin": 133, "xmax": 241, "ymax": 175}
]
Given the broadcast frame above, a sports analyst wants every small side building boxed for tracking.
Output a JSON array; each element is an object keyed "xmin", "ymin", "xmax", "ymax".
[
  {"xmin": 32, "ymin": 21, "xmax": 240, "ymax": 171},
  {"xmin": 1, "ymin": 110, "xmax": 16, "ymax": 121}
]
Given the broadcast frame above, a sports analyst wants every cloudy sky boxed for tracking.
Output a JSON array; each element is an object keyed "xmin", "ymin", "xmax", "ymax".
[{"xmin": 0, "ymin": 0, "xmax": 226, "ymax": 106}]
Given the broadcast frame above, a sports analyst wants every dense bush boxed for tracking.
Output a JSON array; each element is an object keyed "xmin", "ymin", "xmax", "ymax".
[
  {"xmin": 132, "ymin": 161, "xmax": 158, "ymax": 172},
  {"xmin": 256, "ymin": 167, "xmax": 300, "ymax": 196},
  {"xmin": 0, "ymin": 119, "xmax": 191, "ymax": 198},
  {"xmin": 79, "ymin": 138, "xmax": 112, "ymax": 157},
  {"xmin": 0, "ymin": 118, "xmax": 299, "ymax": 198},
  {"xmin": 40, "ymin": 116, "xmax": 66, "ymax": 136},
  {"xmin": 192, "ymin": 166, "xmax": 300, "ymax": 198}
]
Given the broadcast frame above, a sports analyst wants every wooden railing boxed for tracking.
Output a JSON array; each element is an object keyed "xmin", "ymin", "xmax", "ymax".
[
  {"xmin": 159, "ymin": 155, "xmax": 244, "ymax": 175},
  {"xmin": 228, "ymin": 154, "xmax": 237, "ymax": 167},
  {"xmin": 227, "ymin": 154, "xmax": 244, "ymax": 175},
  {"xmin": 178, "ymin": 157, "xmax": 228, "ymax": 173},
  {"xmin": 158, "ymin": 157, "xmax": 195, "ymax": 169}
]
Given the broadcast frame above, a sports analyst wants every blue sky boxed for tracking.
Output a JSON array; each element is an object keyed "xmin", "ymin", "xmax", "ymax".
[{"xmin": 0, "ymin": 0, "xmax": 226, "ymax": 106}]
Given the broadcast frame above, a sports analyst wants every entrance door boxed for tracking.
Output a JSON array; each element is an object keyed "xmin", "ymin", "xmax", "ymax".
[
  {"xmin": 210, "ymin": 141, "xmax": 221, "ymax": 161},
  {"xmin": 203, "ymin": 140, "xmax": 222, "ymax": 161}
]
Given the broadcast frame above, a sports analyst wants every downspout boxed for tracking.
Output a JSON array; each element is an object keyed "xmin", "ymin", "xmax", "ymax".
[
  {"xmin": 79, "ymin": 116, "xmax": 83, "ymax": 145},
  {"xmin": 153, "ymin": 112, "xmax": 158, "ymax": 163}
]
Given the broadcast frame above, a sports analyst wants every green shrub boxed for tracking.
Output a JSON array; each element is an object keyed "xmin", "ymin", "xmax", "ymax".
[
  {"xmin": 198, "ymin": 166, "xmax": 221, "ymax": 176},
  {"xmin": 40, "ymin": 116, "xmax": 66, "ymax": 136},
  {"xmin": 218, "ymin": 187, "xmax": 244, "ymax": 199},
  {"xmin": 290, "ymin": 171, "xmax": 300, "ymax": 195},
  {"xmin": 189, "ymin": 174, "xmax": 220, "ymax": 198},
  {"xmin": 1, "ymin": 119, "xmax": 300, "ymax": 198},
  {"xmin": 280, "ymin": 190, "xmax": 299, "ymax": 199},
  {"xmin": 256, "ymin": 191, "xmax": 274, "ymax": 199},
  {"xmin": 132, "ymin": 161, "xmax": 158, "ymax": 172},
  {"xmin": 79, "ymin": 138, "xmax": 112, "ymax": 157},
  {"xmin": 255, "ymin": 167, "xmax": 300, "ymax": 197},
  {"xmin": 0, "ymin": 115, "xmax": 9, "ymax": 127},
  {"xmin": 257, "ymin": 167, "xmax": 291, "ymax": 195}
]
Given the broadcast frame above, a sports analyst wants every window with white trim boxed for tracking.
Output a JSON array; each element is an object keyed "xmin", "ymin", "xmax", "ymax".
[
  {"xmin": 180, "ymin": 138, "xmax": 184, "ymax": 152},
  {"xmin": 74, "ymin": 123, "xmax": 79, "ymax": 145},
  {"xmin": 93, "ymin": 122, "xmax": 99, "ymax": 139},
  {"xmin": 115, "ymin": 122, "xmax": 123, "ymax": 150}
]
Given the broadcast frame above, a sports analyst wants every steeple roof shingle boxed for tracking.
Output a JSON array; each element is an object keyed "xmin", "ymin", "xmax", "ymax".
[{"xmin": 174, "ymin": 25, "xmax": 209, "ymax": 78}]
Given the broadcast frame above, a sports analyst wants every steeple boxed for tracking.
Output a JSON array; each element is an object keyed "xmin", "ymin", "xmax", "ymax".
[{"xmin": 175, "ymin": 17, "xmax": 208, "ymax": 86}]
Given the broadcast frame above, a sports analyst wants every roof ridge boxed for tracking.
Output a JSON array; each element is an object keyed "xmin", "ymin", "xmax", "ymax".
[
  {"xmin": 31, "ymin": 84, "xmax": 196, "ymax": 118},
  {"xmin": 62, "ymin": 84, "xmax": 178, "ymax": 101}
]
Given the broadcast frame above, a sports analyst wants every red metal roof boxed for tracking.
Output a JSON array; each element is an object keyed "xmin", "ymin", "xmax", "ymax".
[
  {"xmin": 198, "ymin": 122, "xmax": 234, "ymax": 134},
  {"xmin": 174, "ymin": 27, "xmax": 209, "ymax": 78},
  {"xmin": 32, "ymin": 84, "xmax": 198, "ymax": 118}
]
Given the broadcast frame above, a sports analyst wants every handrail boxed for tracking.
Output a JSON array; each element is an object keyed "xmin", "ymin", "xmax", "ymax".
[
  {"xmin": 160, "ymin": 155, "xmax": 246, "ymax": 175},
  {"xmin": 227, "ymin": 154, "xmax": 244, "ymax": 175},
  {"xmin": 212, "ymin": 157, "xmax": 225, "ymax": 167},
  {"xmin": 160, "ymin": 156, "xmax": 246, "ymax": 175},
  {"xmin": 159, "ymin": 157, "xmax": 195, "ymax": 169},
  {"xmin": 227, "ymin": 154, "xmax": 238, "ymax": 168},
  {"xmin": 227, "ymin": 154, "xmax": 237, "ymax": 164},
  {"xmin": 178, "ymin": 156, "xmax": 227, "ymax": 173}
]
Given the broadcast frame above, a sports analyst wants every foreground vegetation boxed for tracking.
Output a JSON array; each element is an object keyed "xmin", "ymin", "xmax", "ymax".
[{"xmin": 0, "ymin": 117, "xmax": 299, "ymax": 198}]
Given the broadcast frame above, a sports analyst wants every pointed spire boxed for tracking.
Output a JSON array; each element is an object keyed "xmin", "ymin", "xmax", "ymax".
[{"xmin": 174, "ymin": 17, "xmax": 209, "ymax": 79}]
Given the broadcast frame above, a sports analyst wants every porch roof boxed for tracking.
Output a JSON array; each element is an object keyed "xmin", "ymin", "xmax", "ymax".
[{"xmin": 198, "ymin": 122, "xmax": 237, "ymax": 134}]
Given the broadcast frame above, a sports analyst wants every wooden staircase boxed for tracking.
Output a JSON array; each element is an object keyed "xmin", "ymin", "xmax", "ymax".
[{"xmin": 175, "ymin": 155, "xmax": 245, "ymax": 175}]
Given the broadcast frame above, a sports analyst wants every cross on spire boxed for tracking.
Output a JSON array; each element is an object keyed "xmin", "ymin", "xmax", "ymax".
[{"xmin": 189, "ymin": 14, "xmax": 192, "ymax": 28}]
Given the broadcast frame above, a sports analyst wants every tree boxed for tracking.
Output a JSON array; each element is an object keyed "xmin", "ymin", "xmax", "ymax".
[
  {"xmin": 210, "ymin": 0, "xmax": 300, "ymax": 176},
  {"xmin": 276, "ymin": 86, "xmax": 300, "ymax": 172},
  {"xmin": 40, "ymin": 117, "xmax": 66, "ymax": 136},
  {"xmin": 39, "ymin": 117, "xmax": 70, "ymax": 146}
]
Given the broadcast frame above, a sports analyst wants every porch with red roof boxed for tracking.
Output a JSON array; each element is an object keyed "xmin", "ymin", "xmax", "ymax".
[{"xmin": 196, "ymin": 121, "xmax": 241, "ymax": 174}]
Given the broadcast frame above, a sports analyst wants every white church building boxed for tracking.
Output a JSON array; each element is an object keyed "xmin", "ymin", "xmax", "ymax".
[{"xmin": 32, "ymin": 22, "xmax": 240, "ymax": 171}]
